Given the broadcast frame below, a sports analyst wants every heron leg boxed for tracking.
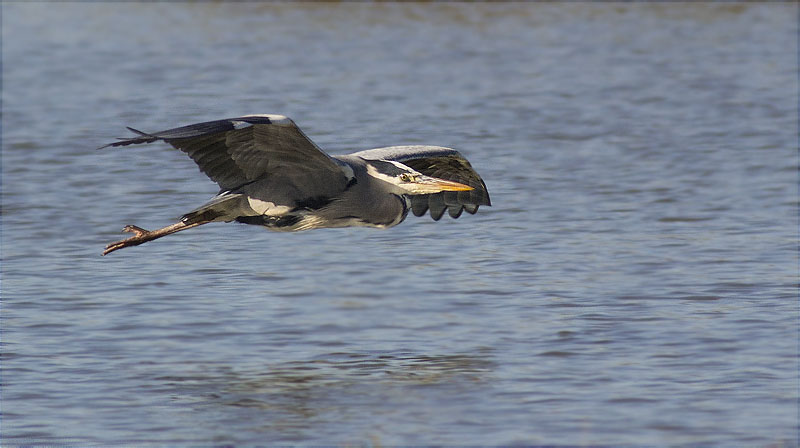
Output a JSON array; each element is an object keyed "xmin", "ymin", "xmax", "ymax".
[{"xmin": 102, "ymin": 220, "xmax": 207, "ymax": 256}]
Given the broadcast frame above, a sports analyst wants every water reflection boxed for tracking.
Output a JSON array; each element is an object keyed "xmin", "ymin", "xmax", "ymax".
[{"xmin": 159, "ymin": 351, "xmax": 494, "ymax": 438}]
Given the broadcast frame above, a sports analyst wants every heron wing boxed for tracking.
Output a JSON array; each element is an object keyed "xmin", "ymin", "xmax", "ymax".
[
  {"xmin": 349, "ymin": 145, "xmax": 491, "ymax": 220},
  {"xmin": 101, "ymin": 115, "xmax": 349, "ymax": 193}
]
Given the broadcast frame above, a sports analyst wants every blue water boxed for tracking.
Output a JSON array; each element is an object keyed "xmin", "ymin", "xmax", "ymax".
[{"xmin": 2, "ymin": 3, "xmax": 797, "ymax": 446}]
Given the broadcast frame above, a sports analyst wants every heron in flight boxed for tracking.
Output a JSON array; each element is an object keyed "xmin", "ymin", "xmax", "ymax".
[{"xmin": 101, "ymin": 114, "xmax": 490, "ymax": 255}]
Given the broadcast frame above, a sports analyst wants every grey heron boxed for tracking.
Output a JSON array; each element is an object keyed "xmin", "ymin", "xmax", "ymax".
[{"xmin": 101, "ymin": 114, "xmax": 491, "ymax": 255}]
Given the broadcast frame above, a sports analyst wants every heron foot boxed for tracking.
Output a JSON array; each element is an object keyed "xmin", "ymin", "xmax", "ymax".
[{"xmin": 102, "ymin": 225, "xmax": 152, "ymax": 256}]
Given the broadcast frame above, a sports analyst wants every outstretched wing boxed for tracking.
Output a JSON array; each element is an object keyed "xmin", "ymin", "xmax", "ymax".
[
  {"xmin": 349, "ymin": 145, "xmax": 491, "ymax": 220},
  {"xmin": 100, "ymin": 114, "xmax": 349, "ymax": 194}
]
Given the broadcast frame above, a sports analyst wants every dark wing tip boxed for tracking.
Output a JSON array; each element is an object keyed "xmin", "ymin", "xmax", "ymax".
[
  {"xmin": 464, "ymin": 204, "xmax": 479, "ymax": 214},
  {"xmin": 125, "ymin": 126, "xmax": 153, "ymax": 137},
  {"xmin": 448, "ymin": 206, "xmax": 464, "ymax": 219},
  {"xmin": 97, "ymin": 116, "xmax": 284, "ymax": 150},
  {"xmin": 98, "ymin": 127, "xmax": 159, "ymax": 149},
  {"xmin": 477, "ymin": 181, "xmax": 492, "ymax": 206}
]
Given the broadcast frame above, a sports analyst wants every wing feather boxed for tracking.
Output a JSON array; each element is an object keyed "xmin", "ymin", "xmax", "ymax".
[
  {"xmin": 410, "ymin": 195, "xmax": 430, "ymax": 217},
  {"xmin": 428, "ymin": 194, "xmax": 448, "ymax": 221},
  {"xmin": 101, "ymin": 115, "xmax": 348, "ymax": 194}
]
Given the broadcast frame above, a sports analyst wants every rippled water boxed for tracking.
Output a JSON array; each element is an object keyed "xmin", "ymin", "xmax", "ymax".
[{"xmin": 2, "ymin": 3, "xmax": 797, "ymax": 446}]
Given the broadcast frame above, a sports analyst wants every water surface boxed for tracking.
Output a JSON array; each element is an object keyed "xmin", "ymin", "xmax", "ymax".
[{"xmin": 2, "ymin": 3, "xmax": 797, "ymax": 446}]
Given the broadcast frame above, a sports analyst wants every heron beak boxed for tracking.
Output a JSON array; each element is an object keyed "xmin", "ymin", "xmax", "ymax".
[{"xmin": 414, "ymin": 175, "xmax": 474, "ymax": 192}]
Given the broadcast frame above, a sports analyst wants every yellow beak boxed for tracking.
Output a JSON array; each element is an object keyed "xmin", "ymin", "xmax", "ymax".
[{"xmin": 414, "ymin": 175, "xmax": 474, "ymax": 192}]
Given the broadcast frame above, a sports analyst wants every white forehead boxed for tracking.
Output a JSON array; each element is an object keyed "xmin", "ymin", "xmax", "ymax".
[{"xmin": 365, "ymin": 160, "xmax": 421, "ymax": 181}]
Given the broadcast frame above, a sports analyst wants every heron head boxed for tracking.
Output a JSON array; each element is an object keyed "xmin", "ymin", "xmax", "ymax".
[{"xmin": 365, "ymin": 160, "xmax": 474, "ymax": 195}]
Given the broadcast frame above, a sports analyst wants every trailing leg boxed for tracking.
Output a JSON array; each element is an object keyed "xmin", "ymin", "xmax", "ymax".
[
  {"xmin": 102, "ymin": 192, "xmax": 247, "ymax": 256},
  {"xmin": 102, "ymin": 220, "xmax": 208, "ymax": 256}
]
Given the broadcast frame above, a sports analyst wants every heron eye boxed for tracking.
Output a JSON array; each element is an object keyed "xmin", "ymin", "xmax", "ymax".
[{"xmin": 400, "ymin": 174, "xmax": 413, "ymax": 182}]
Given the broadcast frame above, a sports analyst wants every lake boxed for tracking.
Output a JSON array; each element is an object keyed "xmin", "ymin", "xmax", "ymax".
[{"xmin": 2, "ymin": 3, "xmax": 797, "ymax": 446}]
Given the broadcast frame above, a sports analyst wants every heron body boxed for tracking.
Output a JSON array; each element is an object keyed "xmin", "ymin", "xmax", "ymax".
[{"xmin": 101, "ymin": 115, "xmax": 490, "ymax": 255}]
